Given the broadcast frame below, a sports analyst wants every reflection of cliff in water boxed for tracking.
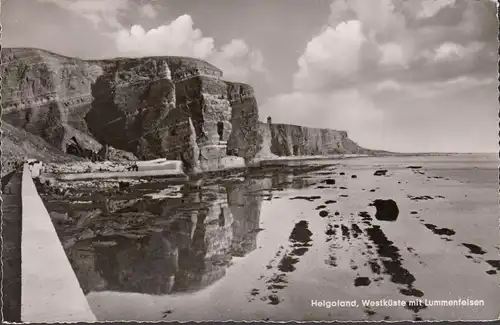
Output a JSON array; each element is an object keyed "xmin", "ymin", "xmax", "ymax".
[{"xmin": 65, "ymin": 177, "xmax": 276, "ymax": 296}]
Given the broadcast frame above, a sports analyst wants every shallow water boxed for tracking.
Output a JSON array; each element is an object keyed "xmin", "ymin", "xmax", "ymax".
[{"xmin": 41, "ymin": 154, "xmax": 500, "ymax": 321}]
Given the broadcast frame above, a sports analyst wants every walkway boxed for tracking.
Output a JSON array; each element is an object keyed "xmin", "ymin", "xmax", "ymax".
[{"xmin": 20, "ymin": 164, "xmax": 97, "ymax": 322}]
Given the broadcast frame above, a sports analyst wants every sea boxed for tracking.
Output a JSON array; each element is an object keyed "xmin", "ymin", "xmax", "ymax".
[{"xmin": 42, "ymin": 153, "xmax": 500, "ymax": 321}]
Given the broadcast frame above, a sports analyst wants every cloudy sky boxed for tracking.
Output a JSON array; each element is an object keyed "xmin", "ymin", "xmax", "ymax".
[{"xmin": 2, "ymin": 0, "xmax": 498, "ymax": 153}]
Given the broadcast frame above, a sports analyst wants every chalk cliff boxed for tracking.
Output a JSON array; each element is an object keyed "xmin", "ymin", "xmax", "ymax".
[{"xmin": 1, "ymin": 47, "xmax": 369, "ymax": 173}]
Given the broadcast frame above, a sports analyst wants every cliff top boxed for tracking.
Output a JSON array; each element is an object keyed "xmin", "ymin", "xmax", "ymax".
[
  {"xmin": 2, "ymin": 47, "xmax": 223, "ymax": 78},
  {"xmin": 265, "ymin": 121, "xmax": 348, "ymax": 135}
]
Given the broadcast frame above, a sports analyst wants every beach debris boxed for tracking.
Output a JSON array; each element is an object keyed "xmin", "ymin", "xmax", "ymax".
[
  {"xmin": 406, "ymin": 166, "xmax": 422, "ymax": 169},
  {"xmin": 369, "ymin": 199, "xmax": 399, "ymax": 221},
  {"xmin": 321, "ymin": 179, "xmax": 336, "ymax": 185},
  {"xmin": 374, "ymin": 169, "xmax": 388, "ymax": 176},
  {"xmin": 351, "ymin": 174, "xmax": 357, "ymax": 178}
]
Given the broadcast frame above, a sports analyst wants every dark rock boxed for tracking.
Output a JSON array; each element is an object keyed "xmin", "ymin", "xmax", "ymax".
[
  {"xmin": 374, "ymin": 169, "xmax": 388, "ymax": 176},
  {"xmin": 118, "ymin": 181, "xmax": 131, "ymax": 190},
  {"xmin": 268, "ymin": 294, "xmax": 281, "ymax": 305},
  {"xmin": 369, "ymin": 199, "xmax": 399, "ymax": 221},
  {"xmin": 354, "ymin": 277, "xmax": 371, "ymax": 286},
  {"xmin": 351, "ymin": 175, "xmax": 357, "ymax": 179},
  {"xmin": 319, "ymin": 210, "xmax": 329, "ymax": 218}
]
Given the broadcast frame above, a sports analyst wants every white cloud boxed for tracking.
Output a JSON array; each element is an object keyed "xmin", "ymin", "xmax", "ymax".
[
  {"xmin": 374, "ymin": 79, "xmax": 402, "ymax": 92},
  {"xmin": 38, "ymin": 0, "xmax": 129, "ymax": 29},
  {"xmin": 140, "ymin": 3, "xmax": 157, "ymax": 18},
  {"xmin": 378, "ymin": 42, "xmax": 407, "ymax": 66},
  {"xmin": 293, "ymin": 20, "xmax": 365, "ymax": 91},
  {"xmin": 432, "ymin": 42, "xmax": 484, "ymax": 62},
  {"xmin": 114, "ymin": 15, "xmax": 266, "ymax": 82},
  {"xmin": 210, "ymin": 39, "xmax": 267, "ymax": 81},
  {"xmin": 374, "ymin": 76, "xmax": 497, "ymax": 98},
  {"xmin": 115, "ymin": 15, "xmax": 215, "ymax": 58},
  {"xmin": 416, "ymin": 0, "xmax": 456, "ymax": 19}
]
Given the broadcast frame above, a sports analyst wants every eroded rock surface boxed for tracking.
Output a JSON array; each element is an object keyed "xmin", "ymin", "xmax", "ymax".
[{"xmin": 2, "ymin": 47, "xmax": 370, "ymax": 172}]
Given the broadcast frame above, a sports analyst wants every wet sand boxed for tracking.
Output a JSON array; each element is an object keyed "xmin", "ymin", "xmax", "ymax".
[{"xmin": 40, "ymin": 154, "xmax": 499, "ymax": 321}]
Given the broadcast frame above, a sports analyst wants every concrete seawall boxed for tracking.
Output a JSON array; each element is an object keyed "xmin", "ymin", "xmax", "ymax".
[{"xmin": 20, "ymin": 164, "xmax": 97, "ymax": 322}]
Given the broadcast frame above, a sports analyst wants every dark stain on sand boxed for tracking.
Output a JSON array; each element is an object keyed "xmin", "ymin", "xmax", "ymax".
[
  {"xmin": 364, "ymin": 225, "xmax": 423, "ymax": 297},
  {"xmin": 408, "ymin": 195, "xmax": 434, "ymax": 201},
  {"xmin": 278, "ymin": 221, "xmax": 314, "ymax": 272},
  {"xmin": 485, "ymin": 260, "xmax": 500, "ymax": 271},
  {"xmin": 290, "ymin": 196, "xmax": 321, "ymax": 202},
  {"xmin": 462, "ymin": 243, "xmax": 487, "ymax": 255},
  {"xmin": 341, "ymin": 225, "xmax": 350, "ymax": 240},
  {"xmin": 424, "ymin": 223, "xmax": 456, "ymax": 236},
  {"xmin": 358, "ymin": 211, "xmax": 373, "ymax": 221},
  {"xmin": 258, "ymin": 221, "xmax": 314, "ymax": 305}
]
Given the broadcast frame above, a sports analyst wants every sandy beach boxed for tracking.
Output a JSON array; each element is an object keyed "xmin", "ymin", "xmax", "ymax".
[{"xmin": 38, "ymin": 154, "xmax": 499, "ymax": 322}]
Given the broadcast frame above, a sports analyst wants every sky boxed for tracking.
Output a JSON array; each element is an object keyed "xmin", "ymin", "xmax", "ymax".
[{"xmin": 2, "ymin": 0, "xmax": 498, "ymax": 153}]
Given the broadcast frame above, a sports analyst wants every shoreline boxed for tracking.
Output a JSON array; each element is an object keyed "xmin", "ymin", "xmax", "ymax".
[{"xmin": 32, "ymin": 152, "xmax": 490, "ymax": 186}]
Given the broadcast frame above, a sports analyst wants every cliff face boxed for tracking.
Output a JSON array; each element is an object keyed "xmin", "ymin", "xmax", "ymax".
[
  {"xmin": 2, "ymin": 47, "xmax": 369, "ymax": 171},
  {"xmin": 1, "ymin": 48, "xmax": 265, "ymax": 170},
  {"xmin": 261, "ymin": 122, "xmax": 369, "ymax": 156}
]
